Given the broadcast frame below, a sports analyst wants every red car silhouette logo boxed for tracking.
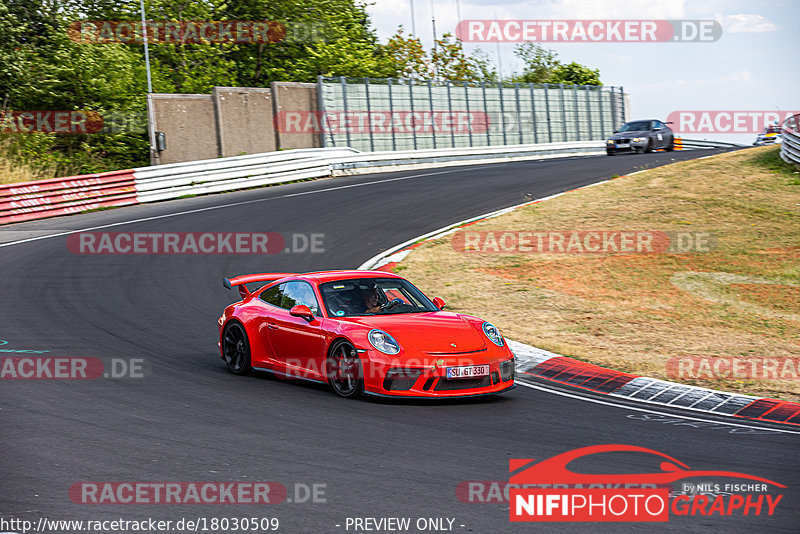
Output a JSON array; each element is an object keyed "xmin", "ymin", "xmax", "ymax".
[{"xmin": 510, "ymin": 444, "xmax": 785, "ymax": 487}]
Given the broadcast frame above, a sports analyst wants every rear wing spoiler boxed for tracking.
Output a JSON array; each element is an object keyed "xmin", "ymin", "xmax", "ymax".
[{"xmin": 223, "ymin": 273, "xmax": 296, "ymax": 298}]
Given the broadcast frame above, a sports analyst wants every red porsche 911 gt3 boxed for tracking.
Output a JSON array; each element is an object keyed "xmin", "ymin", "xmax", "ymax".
[{"xmin": 218, "ymin": 270, "xmax": 516, "ymax": 398}]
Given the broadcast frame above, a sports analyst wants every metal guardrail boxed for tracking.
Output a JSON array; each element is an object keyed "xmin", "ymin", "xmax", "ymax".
[
  {"xmin": 329, "ymin": 141, "xmax": 605, "ymax": 175},
  {"xmin": 677, "ymin": 138, "xmax": 749, "ymax": 149},
  {"xmin": 0, "ymin": 138, "xmax": 724, "ymax": 225},
  {"xmin": 0, "ymin": 170, "xmax": 139, "ymax": 225},
  {"xmin": 780, "ymin": 114, "xmax": 800, "ymax": 166}
]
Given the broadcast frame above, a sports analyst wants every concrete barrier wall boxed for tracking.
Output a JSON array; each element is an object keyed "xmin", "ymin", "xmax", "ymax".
[
  {"xmin": 213, "ymin": 87, "xmax": 277, "ymax": 158},
  {"xmin": 149, "ymin": 84, "xmax": 319, "ymax": 165},
  {"xmin": 272, "ymin": 82, "xmax": 320, "ymax": 150},
  {"xmin": 149, "ymin": 94, "xmax": 218, "ymax": 165}
]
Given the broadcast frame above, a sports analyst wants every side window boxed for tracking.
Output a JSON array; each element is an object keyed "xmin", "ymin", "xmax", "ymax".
[
  {"xmin": 656, "ymin": 121, "xmax": 665, "ymax": 129},
  {"xmin": 281, "ymin": 281, "xmax": 321, "ymax": 316},
  {"xmin": 260, "ymin": 283, "xmax": 284, "ymax": 307}
]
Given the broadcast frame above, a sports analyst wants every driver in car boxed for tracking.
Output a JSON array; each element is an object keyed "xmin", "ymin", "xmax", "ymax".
[{"xmin": 362, "ymin": 287, "xmax": 383, "ymax": 314}]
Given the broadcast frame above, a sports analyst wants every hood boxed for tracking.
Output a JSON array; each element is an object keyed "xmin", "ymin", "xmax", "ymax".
[
  {"xmin": 343, "ymin": 312, "xmax": 488, "ymax": 353},
  {"xmin": 609, "ymin": 130, "xmax": 649, "ymax": 139}
]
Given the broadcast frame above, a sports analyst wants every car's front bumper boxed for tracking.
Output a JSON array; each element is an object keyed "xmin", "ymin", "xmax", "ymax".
[
  {"xmin": 361, "ymin": 349, "xmax": 517, "ymax": 398},
  {"xmin": 607, "ymin": 138, "xmax": 648, "ymax": 152}
]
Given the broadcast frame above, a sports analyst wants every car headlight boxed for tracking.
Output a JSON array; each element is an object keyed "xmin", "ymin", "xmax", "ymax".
[
  {"xmin": 368, "ymin": 329, "xmax": 400, "ymax": 355},
  {"xmin": 606, "ymin": 139, "xmax": 614, "ymax": 144},
  {"xmin": 482, "ymin": 322, "xmax": 504, "ymax": 346},
  {"xmin": 632, "ymin": 137, "xmax": 642, "ymax": 142}
]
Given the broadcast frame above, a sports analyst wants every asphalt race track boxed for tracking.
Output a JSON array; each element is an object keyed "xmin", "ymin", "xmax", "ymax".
[{"xmin": 1, "ymin": 150, "xmax": 797, "ymax": 533}]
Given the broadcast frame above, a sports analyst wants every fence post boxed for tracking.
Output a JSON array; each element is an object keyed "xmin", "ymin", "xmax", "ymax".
[
  {"xmin": 514, "ymin": 83, "xmax": 523, "ymax": 144},
  {"xmin": 409, "ymin": 80, "xmax": 418, "ymax": 150},
  {"xmin": 530, "ymin": 83, "xmax": 538, "ymax": 144},
  {"xmin": 446, "ymin": 80, "xmax": 455, "ymax": 148},
  {"xmin": 559, "ymin": 84, "xmax": 567, "ymax": 142},
  {"xmin": 364, "ymin": 77, "xmax": 374, "ymax": 152},
  {"xmin": 340, "ymin": 76, "xmax": 352, "ymax": 148},
  {"xmin": 317, "ymin": 75, "xmax": 326, "ymax": 148},
  {"xmin": 573, "ymin": 85, "xmax": 580, "ymax": 142},
  {"xmin": 498, "ymin": 82, "xmax": 508, "ymax": 146},
  {"xmin": 585, "ymin": 85, "xmax": 593, "ymax": 140},
  {"xmin": 597, "ymin": 86, "xmax": 605, "ymax": 137},
  {"xmin": 481, "ymin": 80, "xmax": 491, "ymax": 146},
  {"xmin": 610, "ymin": 86, "xmax": 618, "ymax": 131},
  {"xmin": 464, "ymin": 81, "xmax": 473, "ymax": 147},
  {"xmin": 544, "ymin": 84, "xmax": 552, "ymax": 143},
  {"xmin": 428, "ymin": 79, "xmax": 437, "ymax": 149},
  {"xmin": 388, "ymin": 78, "xmax": 396, "ymax": 151}
]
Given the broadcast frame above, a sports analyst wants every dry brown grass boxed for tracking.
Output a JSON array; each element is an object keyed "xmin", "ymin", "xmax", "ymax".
[{"xmin": 395, "ymin": 146, "xmax": 800, "ymax": 400}]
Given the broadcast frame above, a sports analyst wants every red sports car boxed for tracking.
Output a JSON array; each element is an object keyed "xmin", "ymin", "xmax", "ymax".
[{"xmin": 218, "ymin": 270, "xmax": 516, "ymax": 398}]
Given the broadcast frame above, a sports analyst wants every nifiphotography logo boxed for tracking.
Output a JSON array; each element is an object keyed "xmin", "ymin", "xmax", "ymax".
[{"xmin": 509, "ymin": 445, "xmax": 785, "ymax": 522}]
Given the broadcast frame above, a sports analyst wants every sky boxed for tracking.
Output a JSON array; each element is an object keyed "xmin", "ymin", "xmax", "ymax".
[{"xmin": 364, "ymin": 0, "xmax": 799, "ymax": 144}]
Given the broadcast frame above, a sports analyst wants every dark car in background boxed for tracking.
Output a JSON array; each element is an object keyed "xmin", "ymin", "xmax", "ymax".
[{"xmin": 606, "ymin": 119, "xmax": 674, "ymax": 155}]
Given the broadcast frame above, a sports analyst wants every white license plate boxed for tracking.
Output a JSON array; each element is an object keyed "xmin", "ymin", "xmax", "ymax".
[
  {"xmin": 446, "ymin": 364, "xmax": 489, "ymax": 379},
  {"xmin": 616, "ymin": 143, "xmax": 630, "ymax": 148}
]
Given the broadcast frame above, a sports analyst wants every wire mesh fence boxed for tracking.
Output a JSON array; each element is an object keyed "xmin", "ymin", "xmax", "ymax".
[{"xmin": 317, "ymin": 77, "xmax": 627, "ymax": 151}]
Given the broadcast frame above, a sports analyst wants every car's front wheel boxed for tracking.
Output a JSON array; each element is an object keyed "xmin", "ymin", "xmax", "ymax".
[
  {"xmin": 326, "ymin": 340, "xmax": 364, "ymax": 398},
  {"xmin": 644, "ymin": 138, "xmax": 654, "ymax": 153},
  {"xmin": 606, "ymin": 148, "xmax": 615, "ymax": 156},
  {"xmin": 222, "ymin": 321, "xmax": 252, "ymax": 375}
]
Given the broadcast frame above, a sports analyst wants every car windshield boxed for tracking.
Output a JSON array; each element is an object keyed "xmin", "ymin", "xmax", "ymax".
[
  {"xmin": 319, "ymin": 277, "xmax": 438, "ymax": 317},
  {"xmin": 618, "ymin": 121, "xmax": 652, "ymax": 132}
]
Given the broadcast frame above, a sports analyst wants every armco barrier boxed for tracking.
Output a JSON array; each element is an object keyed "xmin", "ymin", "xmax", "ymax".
[
  {"xmin": 780, "ymin": 113, "xmax": 800, "ymax": 166},
  {"xmin": 0, "ymin": 139, "xmax": 726, "ymax": 226},
  {"xmin": 329, "ymin": 141, "xmax": 604, "ymax": 175},
  {"xmin": 0, "ymin": 170, "xmax": 138, "ymax": 225}
]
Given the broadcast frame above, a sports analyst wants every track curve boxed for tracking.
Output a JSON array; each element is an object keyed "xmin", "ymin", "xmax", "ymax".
[{"xmin": 1, "ymin": 150, "xmax": 797, "ymax": 533}]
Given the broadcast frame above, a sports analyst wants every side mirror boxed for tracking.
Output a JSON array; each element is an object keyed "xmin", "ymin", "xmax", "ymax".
[
  {"xmin": 613, "ymin": 129, "xmax": 619, "ymax": 133},
  {"xmin": 289, "ymin": 304, "xmax": 315, "ymax": 322},
  {"xmin": 432, "ymin": 297, "xmax": 446, "ymax": 310}
]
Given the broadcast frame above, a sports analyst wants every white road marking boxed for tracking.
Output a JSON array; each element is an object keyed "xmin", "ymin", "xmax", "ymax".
[{"xmin": 0, "ymin": 169, "xmax": 455, "ymax": 249}]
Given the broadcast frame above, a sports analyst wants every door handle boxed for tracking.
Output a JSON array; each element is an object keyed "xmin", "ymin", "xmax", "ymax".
[{"xmin": 268, "ymin": 323, "xmax": 279, "ymax": 330}]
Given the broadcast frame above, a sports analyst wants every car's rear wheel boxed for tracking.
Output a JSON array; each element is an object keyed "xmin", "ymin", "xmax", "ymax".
[
  {"xmin": 222, "ymin": 321, "xmax": 252, "ymax": 375},
  {"xmin": 326, "ymin": 340, "xmax": 364, "ymax": 398},
  {"xmin": 665, "ymin": 138, "xmax": 675, "ymax": 151}
]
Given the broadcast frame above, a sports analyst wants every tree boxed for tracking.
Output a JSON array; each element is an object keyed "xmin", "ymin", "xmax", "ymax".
[
  {"xmin": 549, "ymin": 62, "xmax": 601, "ymax": 86},
  {"xmin": 512, "ymin": 43, "xmax": 559, "ymax": 83},
  {"xmin": 512, "ymin": 43, "xmax": 601, "ymax": 85},
  {"xmin": 385, "ymin": 26, "xmax": 428, "ymax": 79}
]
